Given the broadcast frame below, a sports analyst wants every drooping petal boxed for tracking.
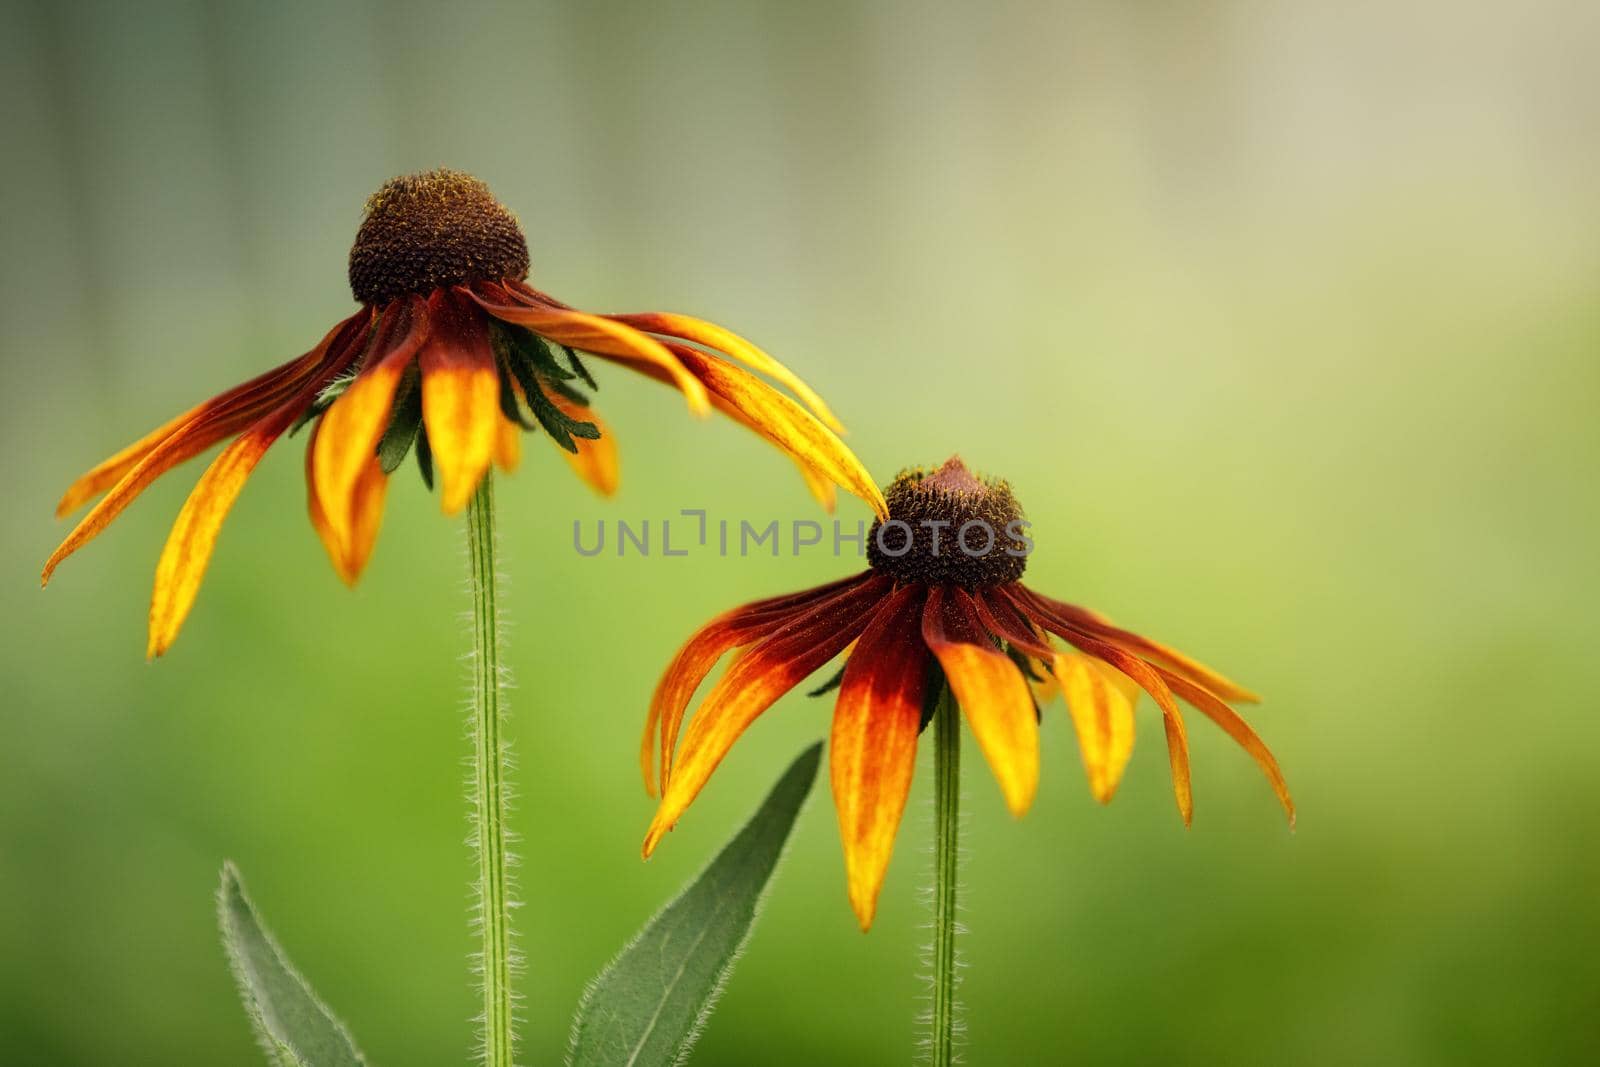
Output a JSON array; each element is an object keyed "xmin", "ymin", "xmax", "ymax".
[
  {"xmin": 678, "ymin": 374, "xmax": 839, "ymax": 511},
  {"xmin": 970, "ymin": 589, "xmax": 1137, "ymax": 803},
  {"xmin": 306, "ymin": 418, "xmax": 390, "ymax": 588},
  {"xmin": 148, "ymin": 432, "xmax": 274, "ymax": 657},
  {"xmin": 830, "ymin": 584, "xmax": 930, "ymax": 930},
  {"xmin": 305, "ymin": 421, "xmax": 342, "ymax": 577},
  {"xmin": 1156, "ymin": 667, "xmax": 1294, "ymax": 826},
  {"xmin": 418, "ymin": 291, "xmax": 500, "ymax": 513},
  {"xmin": 310, "ymin": 296, "xmax": 428, "ymax": 545},
  {"xmin": 1024, "ymin": 587, "xmax": 1259, "ymax": 703},
  {"xmin": 643, "ymin": 573, "xmax": 880, "ymax": 796},
  {"xmin": 1009, "ymin": 585, "xmax": 1193, "ymax": 824},
  {"xmin": 666, "ymin": 343, "xmax": 887, "ymax": 518},
  {"xmin": 796, "ymin": 459, "xmax": 837, "ymax": 513},
  {"xmin": 921, "ymin": 586, "xmax": 1039, "ymax": 817},
  {"xmin": 605, "ymin": 311, "xmax": 844, "ymax": 432},
  {"xmin": 968, "ymin": 584, "xmax": 1054, "ymax": 660},
  {"xmin": 493, "ymin": 414, "xmax": 522, "ymax": 473},
  {"xmin": 643, "ymin": 574, "xmax": 890, "ymax": 856},
  {"xmin": 549, "ymin": 392, "xmax": 618, "ymax": 496},
  {"xmin": 43, "ymin": 311, "xmax": 372, "ymax": 586},
  {"xmin": 148, "ymin": 321, "xmax": 371, "ymax": 657},
  {"xmin": 466, "ymin": 284, "xmax": 711, "ymax": 416},
  {"xmin": 56, "ymin": 357, "xmax": 314, "ymax": 518},
  {"xmin": 1052, "ymin": 652, "xmax": 1139, "ymax": 804}
]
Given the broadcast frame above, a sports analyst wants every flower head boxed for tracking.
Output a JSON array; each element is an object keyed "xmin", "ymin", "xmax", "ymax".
[
  {"xmin": 44, "ymin": 169, "xmax": 884, "ymax": 656},
  {"xmin": 641, "ymin": 457, "xmax": 1293, "ymax": 930}
]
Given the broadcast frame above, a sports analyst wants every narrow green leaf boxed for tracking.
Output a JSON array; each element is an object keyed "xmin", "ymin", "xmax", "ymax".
[
  {"xmin": 375, "ymin": 366, "xmax": 422, "ymax": 474},
  {"xmin": 567, "ymin": 743, "xmax": 822, "ymax": 1067},
  {"xmin": 562, "ymin": 344, "xmax": 598, "ymax": 391},
  {"xmin": 806, "ymin": 664, "xmax": 845, "ymax": 698},
  {"xmin": 217, "ymin": 863, "xmax": 369, "ymax": 1067},
  {"xmin": 414, "ymin": 424, "xmax": 434, "ymax": 490}
]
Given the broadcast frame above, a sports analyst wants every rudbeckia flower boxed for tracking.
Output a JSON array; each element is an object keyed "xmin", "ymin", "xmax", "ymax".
[
  {"xmin": 43, "ymin": 169, "xmax": 884, "ymax": 656},
  {"xmin": 640, "ymin": 456, "xmax": 1293, "ymax": 929}
]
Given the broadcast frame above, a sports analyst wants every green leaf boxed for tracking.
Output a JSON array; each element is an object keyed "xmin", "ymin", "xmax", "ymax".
[
  {"xmin": 414, "ymin": 425, "xmax": 434, "ymax": 490},
  {"xmin": 216, "ymin": 863, "xmax": 370, "ymax": 1067},
  {"xmin": 567, "ymin": 742, "xmax": 822, "ymax": 1067},
  {"xmin": 562, "ymin": 344, "xmax": 599, "ymax": 391},
  {"xmin": 806, "ymin": 664, "xmax": 845, "ymax": 697},
  {"xmin": 375, "ymin": 366, "xmax": 422, "ymax": 474}
]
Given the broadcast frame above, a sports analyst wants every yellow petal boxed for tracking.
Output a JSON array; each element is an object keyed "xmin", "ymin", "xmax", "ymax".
[
  {"xmin": 1053, "ymin": 651, "xmax": 1138, "ymax": 803},
  {"xmin": 305, "ymin": 421, "xmax": 343, "ymax": 579},
  {"xmin": 45, "ymin": 311, "xmax": 371, "ymax": 587},
  {"xmin": 1159, "ymin": 668, "xmax": 1294, "ymax": 827},
  {"xmin": 418, "ymin": 295, "xmax": 500, "ymax": 514},
  {"xmin": 493, "ymin": 415, "xmax": 522, "ymax": 473},
  {"xmin": 311, "ymin": 297, "xmax": 427, "ymax": 546},
  {"xmin": 643, "ymin": 575, "xmax": 889, "ymax": 856},
  {"xmin": 147, "ymin": 431, "xmax": 273, "ymax": 657},
  {"xmin": 468, "ymin": 288, "xmax": 711, "ymax": 416},
  {"xmin": 607, "ymin": 311, "xmax": 844, "ymax": 432},
  {"xmin": 549, "ymin": 393, "xmax": 618, "ymax": 496},
  {"xmin": 921, "ymin": 586, "xmax": 1039, "ymax": 817},
  {"xmin": 672, "ymin": 346, "xmax": 886, "ymax": 518},
  {"xmin": 796, "ymin": 459, "xmax": 837, "ymax": 513}
]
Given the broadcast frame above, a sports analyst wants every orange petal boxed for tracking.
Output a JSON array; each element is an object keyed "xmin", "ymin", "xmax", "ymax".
[
  {"xmin": 466, "ymin": 286, "xmax": 711, "ymax": 417},
  {"xmin": 1024, "ymin": 587, "xmax": 1259, "ymax": 703},
  {"xmin": 418, "ymin": 292, "xmax": 500, "ymax": 513},
  {"xmin": 1052, "ymin": 651, "xmax": 1138, "ymax": 803},
  {"xmin": 311, "ymin": 296, "xmax": 428, "ymax": 546},
  {"xmin": 921, "ymin": 586, "xmax": 1039, "ymax": 817},
  {"xmin": 1011, "ymin": 585, "xmax": 1192, "ymax": 824},
  {"xmin": 148, "ymin": 430, "xmax": 274, "ymax": 657},
  {"xmin": 305, "ymin": 421, "xmax": 342, "ymax": 576},
  {"xmin": 342, "ymin": 459, "xmax": 389, "ymax": 584},
  {"xmin": 1161, "ymin": 713, "xmax": 1194, "ymax": 826},
  {"xmin": 643, "ymin": 575, "xmax": 878, "ymax": 796},
  {"xmin": 796, "ymin": 459, "xmax": 837, "ymax": 513},
  {"xmin": 607, "ymin": 311, "xmax": 844, "ymax": 432},
  {"xmin": 692, "ymin": 383, "xmax": 837, "ymax": 511},
  {"xmin": 53, "ymin": 335, "xmax": 356, "ymax": 519},
  {"xmin": 1158, "ymin": 667, "xmax": 1294, "ymax": 826},
  {"xmin": 668, "ymin": 344, "xmax": 886, "ymax": 518},
  {"xmin": 43, "ymin": 311, "xmax": 371, "ymax": 586},
  {"xmin": 146, "ymin": 326, "xmax": 375, "ymax": 656},
  {"xmin": 307, "ymin": 420, "xmax": 390, "ymax": 588},
  {"xmin": 549, "ymin": 393, "xmax": 618, "ymax": 496},
  {"xmin": 493, "ymin": 414, "xmax": 522, "ymax": 473},
  {"xmin": 830, "ymin": 585, "xmax": 929, "ymax": 930},
  {"xmin": 643, "ymin": 574, "xmax": 890, "ymax": 856}
]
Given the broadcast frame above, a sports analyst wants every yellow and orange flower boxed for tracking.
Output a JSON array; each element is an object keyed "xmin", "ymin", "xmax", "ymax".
[
  {"xmin": 640, "ymin": 457, "xmax": 1293, "ymax": 930},
  {"xmin": 43, "ymin": 170, "xmax": 885, "ymax": 656}
]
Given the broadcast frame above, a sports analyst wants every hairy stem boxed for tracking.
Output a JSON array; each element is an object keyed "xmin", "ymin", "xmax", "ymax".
[
  {"xmin": 467, "ymin": 473, "xmax": 515, "ymax": 1067},
  {"xmin": 929, "ymin": 685, "xmax": 961, "ymax": 1067}
]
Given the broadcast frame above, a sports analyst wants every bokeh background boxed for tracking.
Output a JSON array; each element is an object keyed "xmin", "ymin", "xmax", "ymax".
[{"xmin": 4, "ymin": 1, "xmax": 1597, "ymax": 1063}]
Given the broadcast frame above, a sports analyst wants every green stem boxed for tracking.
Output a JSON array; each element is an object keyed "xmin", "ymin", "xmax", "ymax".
[
  {"xmin": 466, "ymin": 473, "xmax": 515, "ymax": 1067},
  {"xmin": 929, "ymin": 685, "xmax": 961, "ymax": 1067}
]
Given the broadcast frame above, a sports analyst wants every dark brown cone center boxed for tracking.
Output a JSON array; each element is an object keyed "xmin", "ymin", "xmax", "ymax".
[
  {"xmin": 867, "ymin": 456, "xmax": 1029, "ymax": 588},
  {"xmin": 348, "ymin": 169, "xmax": 530, "ymax": 307}
]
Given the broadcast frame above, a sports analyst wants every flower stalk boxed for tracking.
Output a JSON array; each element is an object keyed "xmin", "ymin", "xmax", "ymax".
[
  {"xmin": 466, "ymin": 472, "xmax": 516, "ymax": 1067},
  {"xmin": 929, "ymin": 683, "xmax": 961, "ymax": 1067}
]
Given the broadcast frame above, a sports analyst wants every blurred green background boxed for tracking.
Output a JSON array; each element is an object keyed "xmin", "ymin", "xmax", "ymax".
[{"xmin": 4, "ymin": 1, "xmax": 1597, "ymax": 1063}]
